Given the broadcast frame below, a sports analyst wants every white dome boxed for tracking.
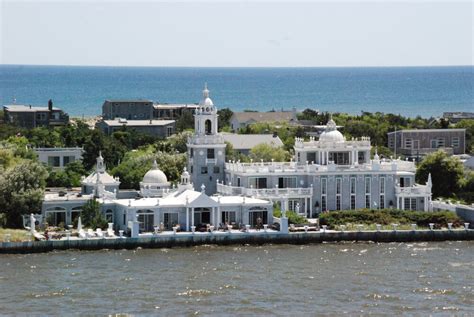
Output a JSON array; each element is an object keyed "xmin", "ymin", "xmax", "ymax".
[
  {"xmin": 142, "ymin": 161, "xmax": 168, "ymax": 184},
  {"xmin": 200, "ymin": 97, "xmax": 214, "ymax": 107},
  {"xmin": 319, "ymin": 117, "xmax": 345, "ymax": 142},
  {"xmin": 319, "ymin": 130, "xmax": 345, "ymax": 142}
]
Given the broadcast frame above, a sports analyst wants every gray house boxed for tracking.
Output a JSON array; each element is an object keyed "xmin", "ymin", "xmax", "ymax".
[
  {"xmin": 102, "ymin": 99, "xmax": 154, "ymax": 120},
  {"xmin": 387, "ymin": 129, "xmax": 466, "ymax": 159},
  {"xmin": 4, "ymin": 101, "xmax": 69, "ymax": 129},
  {"xmin": 96, "ymin": 118, "xmax": 175, "ymax": 138}
]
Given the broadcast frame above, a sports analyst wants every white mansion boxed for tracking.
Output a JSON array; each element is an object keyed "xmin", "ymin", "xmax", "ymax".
[{"xmin": 40, "ymin": 85, "xmax": 432, "ymax": 232}]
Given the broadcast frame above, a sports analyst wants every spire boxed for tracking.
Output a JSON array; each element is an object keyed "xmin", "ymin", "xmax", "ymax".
[
  {"xmin": 201, "ymin": 183, "xmax": 206, "ymax": 193},
  {"xmin": 203, "ymin": 82, "xmax": 209, "ymax": 99},
  {"xmin": 427, "ymin": 173, "xmax": 432, "ymax": 188},
  {"xmin": 96, "ymin": 151, "xmax": 105, "ymax": 173},
  {"xmin": 152, "ymin": 159, "xmax": 158, "ymax": 170}
]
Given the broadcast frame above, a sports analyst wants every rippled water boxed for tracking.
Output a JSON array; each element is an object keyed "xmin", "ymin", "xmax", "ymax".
[{"xmin": 0, "ymin": 242, "xmax": 473, "ymax": 315}]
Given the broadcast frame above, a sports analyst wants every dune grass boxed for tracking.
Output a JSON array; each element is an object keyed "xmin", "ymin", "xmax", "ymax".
[{"xmin": 0, "ymin": 228, "xmax": 31, "ymax": 242}]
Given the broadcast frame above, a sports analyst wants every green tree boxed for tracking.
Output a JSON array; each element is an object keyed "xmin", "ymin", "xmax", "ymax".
[
  {"xmin": 81, "ymin": 199, "xmax": 107, "ymax": 229},
  {"xmin": 0, "ymin": 160, "xmax": 48, "ymax": 228},
  {"xmin": 249, "ymin": 143, "xmax": 291, "ymax": 162},
  {"xmin": 455, "ymin": 119, "xmax": 474, "ymax": 153},
  {"xmin": 416, "ymin": 150, "xmax": 464, "ymax": 198},
  {"xmin": 175, "ymin": 110, "xmax": 195, "ymax": 131},
  {"xmin": 217, "ymin": 108, "xmax": 233, "ymax": 130}
]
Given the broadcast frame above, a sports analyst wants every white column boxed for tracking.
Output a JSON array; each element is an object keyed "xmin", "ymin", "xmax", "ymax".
[
  {"xmin": 309, "ymin": 196, "xmax": 312, "ymax": 218},
  {"xmin": 191, "ymin": 207, "xmax": 194, "ymax": 227},
  {"xmin": 186, "ymin": 208, "xmax": 189, "ymax": 231},
  {"xmin": 396, "ymin": 197, "xmax": 399, "ymax": 210}
]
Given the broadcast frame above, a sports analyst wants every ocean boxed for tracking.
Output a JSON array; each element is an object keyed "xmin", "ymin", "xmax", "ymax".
[
  {"xmin": 0, "ymin": 242, "xmax": 473, "ymax": 315},
  {"xmin": 0, "ymin": 65, "xmax": 472, "ymax": 118}
]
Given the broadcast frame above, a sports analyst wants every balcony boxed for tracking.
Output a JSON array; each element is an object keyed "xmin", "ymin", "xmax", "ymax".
[
  {"xmin": 224, "ymin": 159, "xmax": 416, "ymax": 175},
  {"xmin": 395, "ymin": 185, "xmax": 431, "ymax": 196},
  {"xmin": 217, "ymin": 183, "xmax": 313, "ymax": 198},
  {"xmin": 187, "ymin": 134, "xmax": 224, "ymax": 145}
]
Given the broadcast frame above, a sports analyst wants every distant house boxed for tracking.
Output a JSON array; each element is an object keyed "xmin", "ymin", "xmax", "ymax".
[
  {"xmin": 443, "ymin": 112, "xmax": 474, "ymax": 123},
  {"xmin": 221, "ymin": 133, "xmax": 284, "ymax": 155},
  {"xmin": 387, "ymin": 129, "xmax": 466, "ymax": 159},
  {"xmin": 102, "ymin": 99, "xmax": 154, "ymax": 120},
  {"xmin": 3, "ymin": 101, "xmax": 69, "ymax": 129},
  {"xmin": 230, "ymin": 109, "xmax": 297, "ymax": 131},
  {"xmin": 96, "ymin": 118, "xmax": 175, "ymax": 138},
  {"xmin": 153, "ymin": 104, "xmax": 199, "ymax": 120},
  {"xmin": 34, "ymin": 147, "xmax": 84, "ymax": 170}
]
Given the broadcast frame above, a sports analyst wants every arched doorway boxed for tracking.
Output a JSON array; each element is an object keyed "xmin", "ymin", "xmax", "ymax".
[
  {"xmin": 248, "ymin": 207, "xmax": 268, "ymax": 228},
  {"xmin": 137, "ymin": 209, "xmax": 154, "ymax": 232},
  {"xmin": 45, "ymin": 207, "xmax": 67, "ymax": 227},
  {"xmin": 205, "ymin": 119, "xmax": 212, "ymax": 134}
]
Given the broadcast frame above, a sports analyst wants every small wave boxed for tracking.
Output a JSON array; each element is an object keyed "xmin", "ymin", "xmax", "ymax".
[{"xmin": 176, "ymin": 289, "xmax": 213, "ymax": 297}]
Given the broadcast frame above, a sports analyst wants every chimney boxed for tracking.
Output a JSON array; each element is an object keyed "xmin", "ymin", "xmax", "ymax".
[{"xmin": 48, "ymin": 99, "xmax": 53, "ymax": 111}]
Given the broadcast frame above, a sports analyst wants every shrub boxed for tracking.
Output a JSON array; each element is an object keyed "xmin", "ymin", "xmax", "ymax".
[{"xmin": 319, "ymin": 209, "xmax": 463, "ymax": 228}]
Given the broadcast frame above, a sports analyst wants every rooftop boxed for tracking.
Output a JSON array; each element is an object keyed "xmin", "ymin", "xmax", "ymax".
[
  {"xmin": 232, "ymin": 111, "xmax": 295, "ymax": 123},
  {"xmin": 101, "ymin": 119, "xmax": 175, "ymax": 127},
  {"xmin": 4, "ymin": 105, "xmax": 62, "ymax": 112},
  {"xmin": 387, "ymin": 129, "xmax": 466, "ymax": 134},
  {"xmin": 104, "ymin": 99, "xmax": 153, "ymax": 103},
  {"xmin": 221, "ymin": 133, "xmax": 284, "ymax": 150}
]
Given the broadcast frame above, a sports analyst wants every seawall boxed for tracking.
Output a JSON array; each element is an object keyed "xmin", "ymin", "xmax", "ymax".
[{"xmin": 1, "ymin": 229, "xmax": 473, "ymax": 254}]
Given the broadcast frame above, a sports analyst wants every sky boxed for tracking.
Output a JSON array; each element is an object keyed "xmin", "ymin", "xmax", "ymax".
[{"xmin": 1, "ymin": 0, "xmax": 473, "ymax": 67}]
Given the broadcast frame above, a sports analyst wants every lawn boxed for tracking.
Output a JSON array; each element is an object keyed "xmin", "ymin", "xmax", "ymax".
[{"xmin": 0, "ymin": 228, "xmax": 31, "ymax": 242}]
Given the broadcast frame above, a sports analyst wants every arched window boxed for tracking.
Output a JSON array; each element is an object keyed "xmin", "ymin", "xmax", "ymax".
[{"xmin": 205, "ymin": 119, "xmax": 212, "ymax": 134}]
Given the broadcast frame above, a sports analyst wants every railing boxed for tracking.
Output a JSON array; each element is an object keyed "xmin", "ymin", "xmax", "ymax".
[
  {"xmin": 294, "ymin": 138, "xmax": 371, "ymax": 149},
  {"xmin": 395, "ymin": 185, "xmax": 431, "ymax": 196},
  {"xmin": 224, "ymin": 159, "xmax": 416, "ymax": 174},
  {"xmin": 217, "ymin": 183, "xmax": 313, "ymax": 198},
  {"xmin": 187, "ymin": 134, "xmax": 224, "ymax": 145}
]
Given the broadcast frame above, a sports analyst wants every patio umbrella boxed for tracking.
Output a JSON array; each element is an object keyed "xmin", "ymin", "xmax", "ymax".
[{"xmin": 77, "ymin": 216, "xmax": 82, "ymax": 232}]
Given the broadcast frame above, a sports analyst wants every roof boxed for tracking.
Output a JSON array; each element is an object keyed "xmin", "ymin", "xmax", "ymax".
[
  {"xmin": 212, "ymin": 196, "xmax": 271, "ymax": 206},
  {"xmin": 231, "ymin": 111, "xmax": 295, "ymax": 123},
  {"xmin": 104, "ymin": 99, "xmax": 153, "ymax": 103},
  {"xmin": 82, "ymin": 171, "xmax": 119, "ymax": 185},
  {"xmin": 154, "ymin": 103, "xmax": 199, "ymax": 110},
  {"xmin": 4, "ymin": 105, "xmax": 61, "ymax": 112},
  {"xmin": 387, "ymin": 129, "xmax": 466, "ymax": 134},
  {"xmin": 159, "ymin": 189, "xmax": 219, "ymax": 208},
  {"xmin": 101, "ymin": 119, "xmax": 175, "ymax": 127},
  {"xmin": 221, "ymin": 133, "xmax": 284, "ymax": 150}
]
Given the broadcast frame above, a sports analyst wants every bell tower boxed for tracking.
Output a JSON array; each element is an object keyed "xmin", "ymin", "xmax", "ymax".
[{"xmin": 187, "ymin": 84, "xmax": 226, "ymax": 195}]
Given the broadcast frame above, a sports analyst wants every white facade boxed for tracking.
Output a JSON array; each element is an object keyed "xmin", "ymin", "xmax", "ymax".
[{"xmin": 35, "ymin": 147, "xmax": 83, "ymax": 169}]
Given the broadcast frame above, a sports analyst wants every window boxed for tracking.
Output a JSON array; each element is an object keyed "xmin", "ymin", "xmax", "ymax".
[
  {"xmin": 350, "ymin": 177, "xmax": 356, "ymax": 210},
  {"xmin": 350, "ymin": 195, "xmax": 356, "ymax": 210},
  {"xmin": 237, "ymin": 177, "xmax": 241, "ymax": 187},
  {"xmin": 321, "ymin": 178, "xmax": 327, "ymax": 211},
  {"xmin": 63, "ymin": 156, "xmax": 75, "ymax": 165},
  {"xmin": 404, "ymin": 198, "xmax": 417, "ymax": 211},
  {"xmin": 48, "ymin": 156, "xmax": 60, "ymax": 167},
  {"xmin": 329, "ymin": 152, "xmax": 350, "ymax": 165},
  {"xmin": 190, "ymin": 166, "xmax": 193, "ymax": 173},
  {"xmin": 321, "ymin": 178, "xmax": 327, "ymax": 195},
  {"xmin": 380, "ymin": 177, "xmax": 385, "ymax": 194},
  {"xmin": 452, "ymin": 137, "xmax": 460, "ymax": 148},
  {"xmin": 307, "ymin": 152, "xmax": 316, "ymax": 163},
  {"xmin": 431, "ymin": 138, "xmax": 445, "ymax": 148},
  {"xmin": 350, "ymin": 177, "xmax": 356, "ymax": 194},
  {"xmin": 221, "ymin": 211, "xmax": 236, "ymax": 224},
  {"xmin": 379, "ymin": 195, "xmax": 385, "ymax": 209},
  {"xmin": 321, "ymin": 196, "xmax": 327, "ymax": 212},
  {"xmin": 167, "ymin": 126, "xmax": 173, "ymax": 137},
  {"xmin": 336, "ymin": 178, "xmax": 342, "ymax": 194},
  {"xmin": 190, "ymin": 149, "xmax": 193, "ymax": 158},
  {"xmin": 213, "ymin": 166, "xmax": 220, "ymax": 174},
  {"xmin": 278, "ymin": 177, "xmax": 296, "ymax": 188},
  {"xmin": 288, "ymin": 200, "xmax": 300, "ymax": 212},
  {"xmin": 365, "ymin": 177, "xmax": 371, "ymax": 194},
  {"xmin": 201, "ymin": 166, "xmax": 208, "ymax": 174},
  {"xmin": 207, "ymin": 149, "xmax": 215, "ymax": 159},
  {"xmin": 164, "ymin": 213, "xmax": 179, "ymax": 229},
  {"xmin": 365, "ymin": 177, "xmax": 371, "ymax": 209},
  {"xmin": 404, "ymin": 138, "xmax": 413, "ymax": 149},
  {"xmin": 358, "ymin": 152, "xmax": 366, "ymax": 164},
  {"xmin": 249, "ymin": 177, "xmax": 267, "ymax": 189}
]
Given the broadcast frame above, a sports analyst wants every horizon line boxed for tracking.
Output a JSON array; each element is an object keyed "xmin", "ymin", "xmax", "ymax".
[{"xmin": 1, "ymin": 63, "xmax": 473, "ymax": 69}]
